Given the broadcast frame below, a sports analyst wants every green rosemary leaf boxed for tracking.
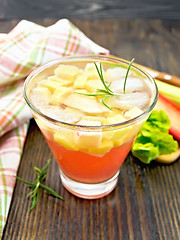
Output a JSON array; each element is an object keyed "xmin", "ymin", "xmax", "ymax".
[
  {"xmin": 34, "ymin": 166, "xmax": 41, "ymax": 173},
  {"xmin": 40, "ymin": 159, "xmax": 51, "ymax": 175},
  {"xmin": 40, "ymin": 183, "xmax": 64, "ymax": 200},
  {"xmin": 38, "ymin": 159, "xmax": 51, "ymax": 182},
  {"xmin": 94, "ymin": 62, "xmax": 102, "ymax": 78},
  {"xmin": 38, "ymin": 173, "xmax": 46, "ymax": 182},
  {"xmin": 27, "ymin": 189, "xmax": 35, "ymax": 198},
  {"xmin": 15, "ymin": 176, "xmax": 34, "ymax": 187},
  {"xmin": 34, "ymin": 171, "xmax": 39, "ymax": 179},
  {"xmin": 96, "ymin": 89, "xmax": 112, "ymax": 95},
  {"xmin": 100, "ymin": 62, "xmax": 103, "ymax": 78},
  {"xmin": 33, "ymin": 167, "xmax": 40, "ymax": 179},
  {"xmin": 94, "ymin": 62, "xmax": 113, "ymax": 94},
  {"xmin": 74, "ymin": 91, "xmax": 106, "ymax": 97},
  {"xmin": 107, "ymin": 82, "xmax": 112, "ymax": 88},
  {"xmin": 29, "ymin": 192, "xmax": 39, "ymax": 212},
  {"xmin": 123, "ymin": 58, "xmax": 135, "ymax": 94},
  {"xmin": 101, "ymin": 96, "xmax": 112, "ymax": 111}
]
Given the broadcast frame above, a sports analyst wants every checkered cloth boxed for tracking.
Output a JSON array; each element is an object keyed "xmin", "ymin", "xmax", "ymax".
[{"xmin": 0, "ymin": 19, "xmax": 109, "ymax": 237}]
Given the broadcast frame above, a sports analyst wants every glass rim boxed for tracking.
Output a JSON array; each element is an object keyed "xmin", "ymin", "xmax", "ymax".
[{"xmin": 23, "ymin": 54, "xmax": 158, "ymax": 131}]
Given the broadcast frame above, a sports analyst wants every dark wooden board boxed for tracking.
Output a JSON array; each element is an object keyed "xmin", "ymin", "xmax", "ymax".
[
  {"xmin": 1, "ymin": 0, "xmax": 180, "ymax": 20},
  {"xmin": 2, "ymin": 19, "xmax": 180, "ymax": 240}
]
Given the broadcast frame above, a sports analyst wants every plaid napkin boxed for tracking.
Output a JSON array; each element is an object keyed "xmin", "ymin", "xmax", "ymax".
[{"xmin": 0, "ymin": 19, "xmax": 109, "ymax": 237}]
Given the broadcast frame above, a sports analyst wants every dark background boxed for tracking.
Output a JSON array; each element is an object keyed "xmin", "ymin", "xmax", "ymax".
[{"xmin": 0, "ymin": 0, "xmax": 180, "ymax": 20}]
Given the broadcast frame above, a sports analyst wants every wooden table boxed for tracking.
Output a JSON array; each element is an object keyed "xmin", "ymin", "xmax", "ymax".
[{"xmin": 2, "ymin": 19, "xmax": 180, "ymax": 240}]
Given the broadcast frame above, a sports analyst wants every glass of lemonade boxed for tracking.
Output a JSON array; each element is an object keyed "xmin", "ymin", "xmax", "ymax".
[{"xmin": 23, "ymin": 55, "xmax": 158, "ymax": 199}]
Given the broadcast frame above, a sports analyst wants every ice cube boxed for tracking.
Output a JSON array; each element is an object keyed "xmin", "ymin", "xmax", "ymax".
[
  {"xmin": 107, "ymin": 92, "xmax": 149, "ymax": 110},
  {"xmin": 110, "ymin": 77, "xmax": 144, "ymax": 93},
  {"xmin": 105, "ymin": 67, "xmax": 133, "ymax": 82},
  {"xmin": 39, "ymin": 106, "xmax": 84, "ymax": 123}
]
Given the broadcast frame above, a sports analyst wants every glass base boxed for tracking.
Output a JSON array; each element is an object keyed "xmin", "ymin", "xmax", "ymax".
[{"xmin": 60, "ymin": 170, "xmax": 119, "ymax": 199}]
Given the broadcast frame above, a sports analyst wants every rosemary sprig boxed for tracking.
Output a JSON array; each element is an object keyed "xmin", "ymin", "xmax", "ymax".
[
  {"xmin": 123, "ymin": 58, "xmax": 135, "ymax": 93},
  {"xmin": 15, "ymin": 159, "xmax": 63, "ymax": 212},
  {"xmin": 74, "ymin": 59, "xmax": 135, "ymax": 110}
]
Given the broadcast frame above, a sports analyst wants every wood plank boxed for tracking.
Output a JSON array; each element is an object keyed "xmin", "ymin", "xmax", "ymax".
[
  {"xmin": 1, "ymin": 1, "xmax": 180, "ymax": 20},
  {"xmin": 2, "ymin": 19, "xmax": 180, "ymax": 240}
]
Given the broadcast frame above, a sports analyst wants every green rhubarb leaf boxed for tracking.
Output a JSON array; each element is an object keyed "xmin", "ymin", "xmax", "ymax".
[{"xmin": 131, "ymin": 110, "xmax": 178, "ymax": 164}]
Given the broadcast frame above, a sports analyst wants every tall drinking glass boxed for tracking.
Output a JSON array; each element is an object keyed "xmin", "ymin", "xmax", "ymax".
[{"xmin": 23, "ymin": 55, "xmax": 158, "ymax": 199}]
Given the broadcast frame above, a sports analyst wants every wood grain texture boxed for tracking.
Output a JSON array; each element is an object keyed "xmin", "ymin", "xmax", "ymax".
[
  {"xmin": 1, "ymin": 0, "xmax": 180, "ymax": 20},
  {"xmin": 2, "ymin": 19, "xmax": 180, "ymax": 240}
]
